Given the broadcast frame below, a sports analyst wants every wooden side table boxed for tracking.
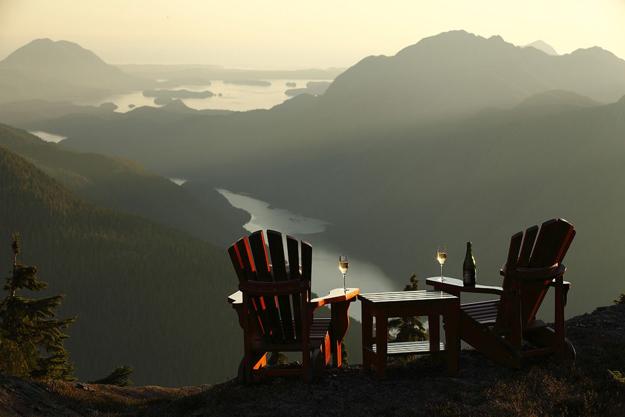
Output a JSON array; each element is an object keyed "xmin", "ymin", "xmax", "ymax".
[{"xmin": 358, "ymin": 290, "xmax": 460, "ymax": 378}]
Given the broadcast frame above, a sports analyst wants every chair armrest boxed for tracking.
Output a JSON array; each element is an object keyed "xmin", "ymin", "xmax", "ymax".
[
  {"xmin": 309, "ymin": 288, "xmax": 360, "ymax": 309},
  {"xmin": 426, "ymin": 277, "xmax": 504, "ymax": 296},
  {"xmin": 227, "ymin": 290, "xmax": 243, "ymax": 305},
  {"xmin": 549, "ymin": 279, "xmax": 570, "ymax": 289},
  {"xmin": 549, "ymin": 279, "xmax": 571, "ymax": 305}
]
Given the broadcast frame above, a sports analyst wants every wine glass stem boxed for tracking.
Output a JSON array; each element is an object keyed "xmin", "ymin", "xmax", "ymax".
[
  {"xmin": 343, "ymin": 273, "xmax": 346, "ymax": 293},
  {"xmin": 440, "ymin": 264, "xmax": 444, "ymax": 282}
]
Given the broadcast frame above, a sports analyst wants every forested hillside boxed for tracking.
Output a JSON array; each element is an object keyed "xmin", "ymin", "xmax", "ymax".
[
  {"xmin": 0, "ymin": 145, "xmax": 241, "ymax": 386},
  {"xmin": 0, "ymin": 124, "xmax": 246, "ymax": 247}
]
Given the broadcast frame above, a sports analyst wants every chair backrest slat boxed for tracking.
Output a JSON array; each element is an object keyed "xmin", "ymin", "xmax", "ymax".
[
  {"xmin": 267, "ymin": 230, "xmax": 295, "ymax": 340},
  {"xmin": 232, "ymin": 237, "xmax": 267, "ymax": 336},
  {"xmin": 505, "ymin": 232, "xmax": 524, "ymax": 270},
  {"xmin": 228, "ymin": 244, "xmax": 247, "ymax": 283},
  {"xmin": 495, "ymin": 232, "xmax": 524, "ymax": 333},
  {"xmin": 267, "ymin": 230, "xmax": 287, "ymax": 280},
  {"xmin": 287, "ymin": 236, "xmax": 300, "ymax": 280},
  {"xmin": 517, "ymin": 225, "xmax": 539, "ymax": 267},
  {"xmin": 249, "ymin": 231, "xmax": 272, "ymax": 282},
  {"xmin": 528, "ymin": 219, "xmax": 574, "ymax": 267},
  {"xmin": 249, "ymin": 231, "xmax": 283, "ymax": 341},
  {"xmin": 301, "ymin": 241, "xmax": 313, "ymax": 283},
  {"xmin": 286, "ymin": 235, "xmax": 304, "ymax": 340},
  {"xmin": 237, "ymin": 237, "xmax": 256, "ymax": 276}
]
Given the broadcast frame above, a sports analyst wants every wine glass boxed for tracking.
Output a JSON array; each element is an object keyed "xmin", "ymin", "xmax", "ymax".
[
  {"xmin": 436, "ymin": 246, "xmax": 447, "ymax": 282},
  {"xmin": 338, "ymin": 255, "xmax": 349, "ymax": 293}
]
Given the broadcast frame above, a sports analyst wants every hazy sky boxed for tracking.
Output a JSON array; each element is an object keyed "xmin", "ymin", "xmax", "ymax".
[{"xmin": 1, "ymin": 0, "xmax": 624, "ymax": 69}]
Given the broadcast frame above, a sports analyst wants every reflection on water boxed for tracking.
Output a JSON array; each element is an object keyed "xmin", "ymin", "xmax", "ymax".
[
  {"xmin": 29, "ymin": 130, "xmax": 67, "ymax": 143},
  {"xmin": 80, "ymin": 79, "xmax": 331, "ymax": 113},
  {"xmin": 169, "ymin": 178, "xmax": 187, "ymax": 186},
  {"xmin": 217, "ymin": 188, "xmax": 396, "ymax": 318},
  {"xmin": 217, "ymin": 188, "xmax": 328, "ymax": 234}
]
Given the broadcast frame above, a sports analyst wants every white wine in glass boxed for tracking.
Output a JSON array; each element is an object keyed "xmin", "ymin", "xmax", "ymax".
[
  {"xmin": 338, "ymin": 255, "xmax": 349, "ymax": 293},
  {"xmin": 436, "ymin": 247, "xmax": 447, "ymax": 282}
]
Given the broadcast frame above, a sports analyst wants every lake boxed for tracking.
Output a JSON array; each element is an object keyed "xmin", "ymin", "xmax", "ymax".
[
  {"xmin": 217, "ymin": 188, "xmax": 396, "ymax": 318},
  {"xmin": 81, "ymin": 79, "xmax": 330, "ymax": 112}
]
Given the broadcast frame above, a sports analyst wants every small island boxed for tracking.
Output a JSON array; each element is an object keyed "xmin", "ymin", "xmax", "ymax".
[
  {"xmin": 285, "ymin": 81, "xmax": 331, "ymax": 97},
  {"xmin": 142, "ymin": 89, "xmax": 215, "ymax": 105},
  {"xmin": 223, "ymin": 79, "xmax": 271, "ymax": 87},
  {"xmin": 98, "ymin": 102, "xmax": 118, "ymax": 111},
  {"xmin": 286, "ymin": 81, "xmax": 297, "ymax": 87}
]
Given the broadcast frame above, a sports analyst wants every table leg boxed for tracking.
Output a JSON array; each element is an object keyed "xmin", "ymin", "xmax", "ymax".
[
  {"xmin": 429, "ymin": 314, "xmax": 440, "ymax": 352},
  {"xmin": 443, "ymin": 309, "xmax": 459, "ymax": 376},
  {"xmin": 330, "ymin": 301, "xmax": 351, "ymax": 367},
  {"xmin": 375, "ymin": 311, "xmax": 388, "ymax": 378},
  {"xmin": 362, "ymin": 302, "xmax": 373, "ymax": 371}
]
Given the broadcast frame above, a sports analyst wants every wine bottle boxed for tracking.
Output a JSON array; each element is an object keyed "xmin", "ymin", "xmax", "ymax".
[{"xmin": 463, "ymin": 241, "xmax": 476, "ymax": 286}]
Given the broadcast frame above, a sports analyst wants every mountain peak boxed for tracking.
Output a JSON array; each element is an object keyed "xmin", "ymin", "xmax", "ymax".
[
  {"xmin": 569, "ymin": 46, "xmax": 620, "ymax": 60},
  {"xmin": 1, "ymin": 38, "xmax": 107, "ymax": 67},
  {"xmin": 524, "ymin": 40, "xmax": 558, "ymax": 55},
  {"xmin": 0, "ymin": 38, "xmax": 148, "ymax": 100},
  {"xmin": 395, "ymin": 30, "xmax": 516, "ymax": 59}
]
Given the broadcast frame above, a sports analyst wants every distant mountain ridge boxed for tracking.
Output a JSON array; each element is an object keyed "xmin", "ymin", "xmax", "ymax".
[
  {"xmin": 24, "ymin": 30, "xmax": 625, "ymax": 177},
  {"xmin": 0, "ymin": 39, "xmax": 151, "ymax": 103},
  {"xmin": 319, "ymin": 30, "xmax": 625, "ymax": 124}
]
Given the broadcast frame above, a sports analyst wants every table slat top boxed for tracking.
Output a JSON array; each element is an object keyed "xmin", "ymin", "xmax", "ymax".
[{"xmin": 358, "ymin": 290, "xmax": 458, "ymax": 303}]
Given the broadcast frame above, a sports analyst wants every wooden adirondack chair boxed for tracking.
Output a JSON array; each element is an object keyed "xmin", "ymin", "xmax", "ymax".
[
  {"xmin": 227, "ymin": 230, "xmax": 359, "ymax": 382},
  {"xmin": 427, "ymin": 218, "xmax": 576, "ymax": 367}
]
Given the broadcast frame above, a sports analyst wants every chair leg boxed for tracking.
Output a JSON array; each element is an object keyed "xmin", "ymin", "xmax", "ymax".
[
  {"xmin": 362, "ymin": 303, "xmax": 373, "ymax": 372},
  {"xmin": 330, "ymin": 301, "xmax": 351, "ymax": 368},
  {"xmin": 237, "ymin": 357, "xmax": 247, "ymax": 383},
  {"xmin": 375, "ymin": 312, "xmax": 388, "ymax": 378},
  {"xmin": 323, "ymin": 333, "xmax": 332, "ymax": 366},
  {"xmin": 443, "ymin": 311, "xmax": 459, "ymax": 376},
  {"xmin": 429, "ymin": 314, "xmax": 440, "ymax": 352},
  {"xmin": 239, "ymin": 351, "xmax": 267, "ymax": 383},
  {"xmin": 311, "ymin": 347, "xmax": 325, "ymax": 381},
  {"xmin": 554, "ymin": 279, "xmax": 566, "ymax": 354}
]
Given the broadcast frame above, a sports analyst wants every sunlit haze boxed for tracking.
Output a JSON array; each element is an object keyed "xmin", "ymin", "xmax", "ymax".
[{"xmin": 1, "ymin": 0, "xmax": 624, "ymax": 68}]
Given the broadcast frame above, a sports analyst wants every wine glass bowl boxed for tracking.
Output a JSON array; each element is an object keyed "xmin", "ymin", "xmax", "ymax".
[
  {"xmin": 338, "ymin": 255, "xmax": 349, "ymax": 293},
  {"xmin": 436, "ymin": 246, "xmax": 447, "ymax": 282}
]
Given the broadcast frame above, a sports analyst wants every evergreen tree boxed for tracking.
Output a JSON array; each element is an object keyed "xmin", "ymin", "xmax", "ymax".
[
  {"xmin": 388, "ymin": 274, "xmax": 428, "ymax": 342},
  {"xmin": 0, "ymin": 233, "xmax": 75, "ymax": 380}
]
